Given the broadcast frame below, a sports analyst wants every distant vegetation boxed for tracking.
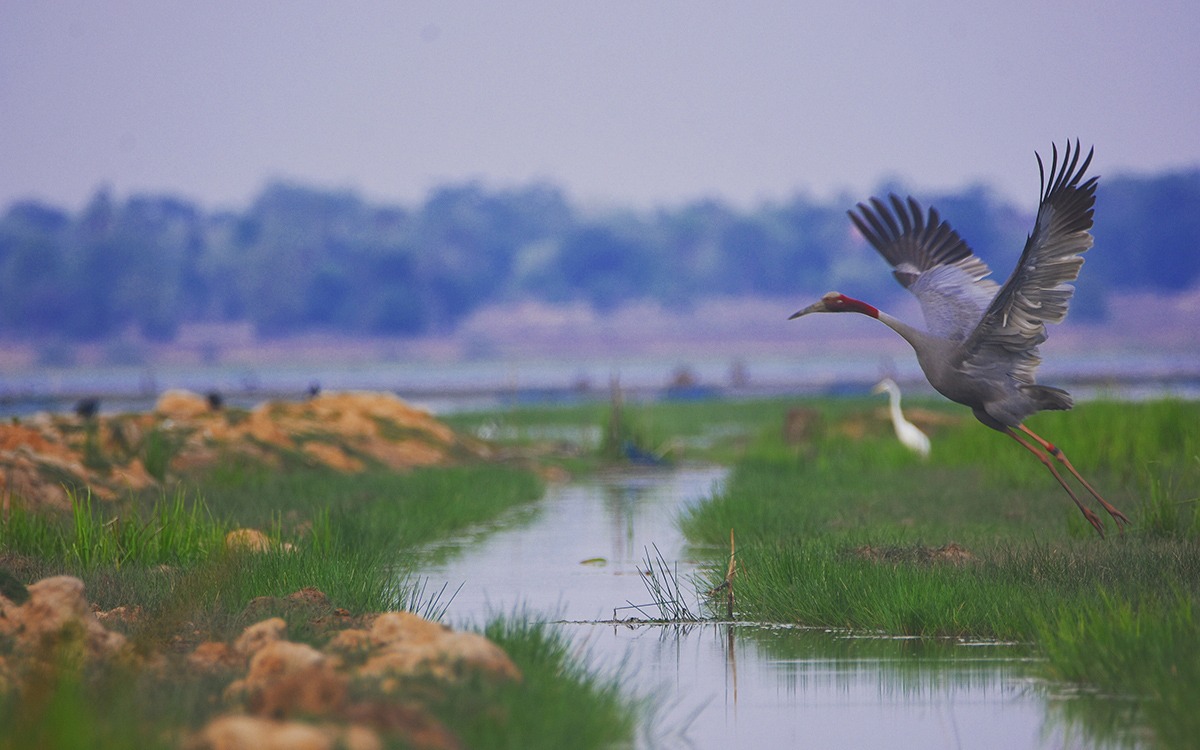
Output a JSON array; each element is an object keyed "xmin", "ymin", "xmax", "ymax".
[{"xmin": 1, "ymin": 169, "xmax": 1198, "ymax": 343}]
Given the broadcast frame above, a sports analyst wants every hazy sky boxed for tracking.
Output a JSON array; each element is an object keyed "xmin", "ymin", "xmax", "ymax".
[{"xmin": 2, "ymin": 1, "xmax": 1198, "ymax": 213}]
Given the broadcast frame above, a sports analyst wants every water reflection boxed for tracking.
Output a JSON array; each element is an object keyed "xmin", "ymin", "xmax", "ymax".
[
  {"xmin": 572, "ymin": 620, "xmax": 1087, "ymax": 749},
  {"xmin": 1040, "ymin": 687, "xmax": 1147, "ymax": 750},
  {"xmin": 419, "ymin": 467, "xmax": 1119, "ymax": 749},
  {"xmin": 421, "ymin": 466, "xmax": 724, "ymax": 621}
]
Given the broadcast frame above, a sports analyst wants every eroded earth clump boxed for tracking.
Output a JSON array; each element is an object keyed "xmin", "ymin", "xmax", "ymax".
[
  {"xmin": 0, "ymin": 392, "xmax": 533, "ymax": 747},
  {"xmin": 1, "ymin": 575, "xmax": 520, "ymax": 750},
  {"xmin": 0, "ymin": 390, "xmax": 491, "ymax": 511}
]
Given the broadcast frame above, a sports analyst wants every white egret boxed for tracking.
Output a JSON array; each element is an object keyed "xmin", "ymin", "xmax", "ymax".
[{"xmin": 872, "ymin": 378, "xmax": 931, "ymax": 459}]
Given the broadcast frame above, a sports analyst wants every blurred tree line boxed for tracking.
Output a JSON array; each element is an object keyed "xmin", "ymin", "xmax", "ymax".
[{"xmin": 1, "ymin": 169, "xmax": 1197, "ymax": 342}]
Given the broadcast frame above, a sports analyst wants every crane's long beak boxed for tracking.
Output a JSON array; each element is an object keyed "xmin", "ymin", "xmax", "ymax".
[{"xmin": 788, "ymin": 300, "xmax": 826, "ymax": 320}]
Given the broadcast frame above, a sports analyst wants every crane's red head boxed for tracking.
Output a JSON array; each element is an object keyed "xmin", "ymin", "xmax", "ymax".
[{"xmin": 788, "ymin": 291, "xmax": 879, "ymax": 320}]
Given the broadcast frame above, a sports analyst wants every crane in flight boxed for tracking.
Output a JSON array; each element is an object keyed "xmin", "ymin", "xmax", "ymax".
[{"xmin": 790, "ymin": 141, "xmax": 1129, "ymax": 537}]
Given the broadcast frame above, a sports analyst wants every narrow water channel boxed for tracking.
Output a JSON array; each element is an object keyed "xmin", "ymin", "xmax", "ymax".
[{"xmin": 420, "ymin": 466, "xmax": 1096, "ymax": 749}]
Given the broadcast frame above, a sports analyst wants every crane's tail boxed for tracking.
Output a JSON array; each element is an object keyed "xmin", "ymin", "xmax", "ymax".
[{"xmin": 1021, "ymin": 384, "xmax": 1073, "ymax": 412}]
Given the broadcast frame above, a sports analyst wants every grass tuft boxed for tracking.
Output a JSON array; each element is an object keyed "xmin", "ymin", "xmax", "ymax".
[{"xmin": 438, "ymin": 615, "xmax": 641, "ymax": 750}]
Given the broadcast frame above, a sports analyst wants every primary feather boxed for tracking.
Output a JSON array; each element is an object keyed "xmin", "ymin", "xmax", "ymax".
[
  {"xmin": 849, "ymin": 195, "xmax": 999, "ymax": 342},
  {"xmin": 847, "ymin": 140, "xmax": 1096, "ymax": 398},
  {"xmin": 960, "ymin": 141, "xmax": 1097, "ymax": 386}
]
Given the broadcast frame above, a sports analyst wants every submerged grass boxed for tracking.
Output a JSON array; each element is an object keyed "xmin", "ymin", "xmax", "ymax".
[{"xmin": 614, "ymin": 545, "xmax": 702, "ymax": 623}]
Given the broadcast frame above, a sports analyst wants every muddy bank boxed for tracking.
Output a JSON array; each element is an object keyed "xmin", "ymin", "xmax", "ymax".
[
  {"xmin": 0, "ymin": 389, "xmax": 491, "ymax": 511},
  {"xmin": 0, "ymin": 574, "xmax": 517, "ymax": 750}
]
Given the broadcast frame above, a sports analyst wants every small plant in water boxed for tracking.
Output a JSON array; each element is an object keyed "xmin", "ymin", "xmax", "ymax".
[
  {"xmin": 615, "ymin": 545, "xmax": 700, "ymax": 622},
  {"xmin": 396, "ymin": 576, "xmax": 463, "ymax": 621}
]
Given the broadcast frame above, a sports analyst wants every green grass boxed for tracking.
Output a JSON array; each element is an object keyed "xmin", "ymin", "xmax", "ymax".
[
  {"xmin": 671, "ymin": 395, "xmax": 1200, "ymax": 747},
  {"xmin": 715, "ymin": 537, "xmax": 1200, "ymax": 638},
  {"xmin": 444, "ymin": 395, "xmax": 792, "ymax": 465},
  {"xmin": 2, "ymin": 462, "xmax": 545, "ymax": 636},
  {"xmin": 1, "ymin": 454, "xmax": 646, "ymax": 748},
  {"xmin": 0, "ymin": 659, "xmax": 230, "ymax": 750},
  {"xmin": 1034, "ymin": 594, "xmax": 1200, "ymax": 750},
  {"xmin": 2, "ymin": 489, "xmax": 228, "ymax": 570},
  {"xmin": 435, "ymin": 616, "xmax": 640, "ymax": 750},
  {"xmin": 0, "ymin": 615, "xmax": 639, "ymax": 750},
  {"xmin": 7, "ymin": 394, "xmax": 1195, "ymax": 747},
  {"xmin": 676, "ymin": 396, "xmax": 1200, "ymax": 633},
  {"xmin": 192, "ymin": 459, "xmax": 545, "ymax": 554}
]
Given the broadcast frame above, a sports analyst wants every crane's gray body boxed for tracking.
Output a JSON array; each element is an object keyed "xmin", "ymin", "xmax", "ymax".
[
  {"xmin": 795, "ymin": 141, "xmax": 1098, "ymax": 434},
  {"xmin": 877, "ymin": 314, "xmax": 1071, "ymax": 432}
]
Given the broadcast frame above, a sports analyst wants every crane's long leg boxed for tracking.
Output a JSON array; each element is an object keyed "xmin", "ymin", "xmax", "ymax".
[
  {"xmin": 1006, "ymin": 429, "xmax": 1106, "ymax": 537},
  {"xmin": 1017, "ymin": 424, "xmax": 1131, "ymax": 531}
]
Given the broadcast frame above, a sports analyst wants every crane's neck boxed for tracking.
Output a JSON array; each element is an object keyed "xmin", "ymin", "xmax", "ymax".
[
  {"xmin": 821, "ymin": 296, "xmax": 941, "ymax": 372},
  {"xmin": 874, "ymin": 309, "xmax": 934, "ymax": 353}
]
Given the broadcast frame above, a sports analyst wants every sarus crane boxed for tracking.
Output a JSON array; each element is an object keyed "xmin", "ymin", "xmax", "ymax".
[{"xmin": 790, "ymin": 141, "xmax": 1129, "ymax": 537}]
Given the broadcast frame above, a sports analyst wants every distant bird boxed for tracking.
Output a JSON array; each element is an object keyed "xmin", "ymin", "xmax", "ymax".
[
  {"xmin": 872, "ymin": 378, "xmax": 931, "ymax": 459},
  {"xmin": 790, "ymin": 141, "xmax": 1129, "ymax": 537},
  {"xmin": 74, "ymin": 397, "xmax": 99, "ymax": 421}
]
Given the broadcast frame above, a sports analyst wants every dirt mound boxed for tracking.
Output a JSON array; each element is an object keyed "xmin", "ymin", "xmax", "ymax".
[
  {"xmin": 201, "ymin": 608, "xmax": 517, "ymax": 749},
  {"xmin": 1, "ymin": 577, "xmax": 510, "ymax": 750},
  {"xmin": 0, "ymin": 575, "xmax": 133, "ymax": 678},
  {"xmin": 0, "ymin": 391, "xmax": 488, "ymax": 511},
  {"xmin": 850, "ymin": 542, "xmax": 976, "ymax": 566}
]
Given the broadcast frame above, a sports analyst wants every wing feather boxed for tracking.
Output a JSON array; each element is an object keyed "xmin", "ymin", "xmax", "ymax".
[
  {"xmin": 849, "ymin": 194, "xmax": 999, "ymax": 341},
  {"xmin": 959, "ymin": 140, "xmax": 1098, "ymax": 383}
]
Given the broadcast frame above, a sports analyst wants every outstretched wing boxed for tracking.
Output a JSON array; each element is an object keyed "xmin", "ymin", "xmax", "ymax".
[
  {"xmin": 959, "ymin": 140, "xmax": 1097, "ymax": 383},
  {"xmin": 849, "ymin": 194, "xmax": 999, "ymax": 341}
]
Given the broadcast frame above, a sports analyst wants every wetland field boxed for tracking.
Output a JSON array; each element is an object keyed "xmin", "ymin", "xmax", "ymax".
[
  {"xmin": 446, "ymin": 394, "xmax": 1200, "ymax": 748},
  {"xmin": 2, "ymin": 391, "xmax": 1198, "ymax": 748}
]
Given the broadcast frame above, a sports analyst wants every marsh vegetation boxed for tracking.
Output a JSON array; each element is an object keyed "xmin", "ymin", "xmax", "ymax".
[
  {"xmin": 453, "ymin": 394, "xmax": 1200, "ymax": 747},
  {"xmin": 686, "ymin": 397, "xmax": 1199, "ymax": 747},
  {"xmin": 0, "ymin": 402, "xmax": 638, "ymax": 749},
  {"xmin": 4, "ymin": 392, "xmax": 1197, "ymax": 747}
]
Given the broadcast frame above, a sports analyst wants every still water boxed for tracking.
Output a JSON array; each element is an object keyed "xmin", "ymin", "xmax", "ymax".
[{"xmin": 419, "ymin": 467, "xmax": 1102, "ymax": 749}]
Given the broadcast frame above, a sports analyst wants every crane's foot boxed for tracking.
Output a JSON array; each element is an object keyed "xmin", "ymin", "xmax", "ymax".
[
  {"xmin": 1100, "ymin": 503, "xmax": 1131, "ymax": 534},
  {"xmin": 1078, "ymin": 506, "xmax": 1106, "ymax": 538},
  {"xmin": 1059, "ymin": 458, "xmax": 1130, "ymax": 535}
]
